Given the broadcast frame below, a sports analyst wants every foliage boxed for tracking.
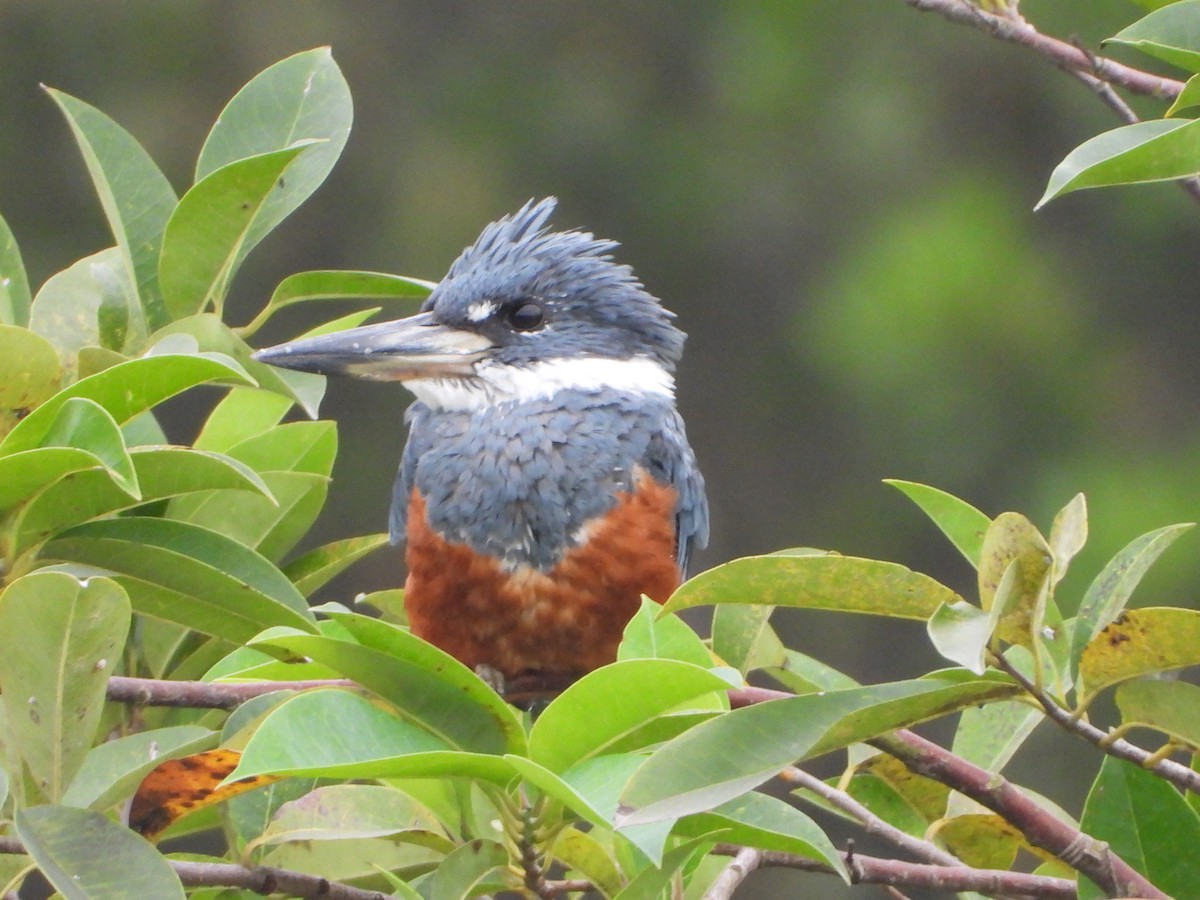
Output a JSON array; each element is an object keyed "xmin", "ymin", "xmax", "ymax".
[{"xmin": 0, "ymin": 43, "xmax": 1197, "ymax": 900}]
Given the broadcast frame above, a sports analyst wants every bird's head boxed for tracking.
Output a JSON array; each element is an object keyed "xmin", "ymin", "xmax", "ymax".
[{"xmin": 253, "ymin": 198, "xmax": 685, "ymax": 409}]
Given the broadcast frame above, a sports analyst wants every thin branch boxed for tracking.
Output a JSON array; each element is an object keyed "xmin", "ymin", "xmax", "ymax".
[
  {"xmin": 903, "ymin": 0, "xmax": 1183, "ymax": 100},
  {"xmin": 729, "ymin": 686, "xmax": 1165, "ymax": 898},
  {"xmin": 703, "ymin": 847, "xmax": 763, "ymax": 900},
  {"xmin": 105, "ymin": 675, "xmax": 355, "ymax": 709},
  {"xmin": 777, "ymin": 765, "xmax": 964, "ymax": 868},
  {"xmin": 542, "ymin": 879, "xmax": 594, "ymax": 897},
  {"xmin": 992, "ymin": 653, "xmax": 1200, "ymax": 795},
  {"xmin": 0, "ymin": 837, "xmax": 386, "ymax": 900},
  {"xmin": 711, "ymin": 843, "xmax": 1076, "ymax": 898}
]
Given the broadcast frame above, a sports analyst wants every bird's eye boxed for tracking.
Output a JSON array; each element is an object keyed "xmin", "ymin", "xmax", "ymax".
[{"xmin": 507, "ymin": 301, "xmax": 545, "ymax": 332}]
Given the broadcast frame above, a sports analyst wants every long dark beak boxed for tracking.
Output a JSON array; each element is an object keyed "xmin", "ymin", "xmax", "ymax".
[{"xmin": 251, "ymin": 312, "xmax": 494, "ymax": 382}]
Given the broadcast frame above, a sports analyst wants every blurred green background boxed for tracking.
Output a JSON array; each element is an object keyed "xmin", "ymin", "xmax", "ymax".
[{"xmin": 2, "ymin": 2, "xmax": 1197, "ymax": 888}]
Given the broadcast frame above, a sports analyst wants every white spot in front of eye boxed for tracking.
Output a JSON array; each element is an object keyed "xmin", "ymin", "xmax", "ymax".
[{"xmin": 466, "ymin": 301, "xmax": 497, "ymax": 323}]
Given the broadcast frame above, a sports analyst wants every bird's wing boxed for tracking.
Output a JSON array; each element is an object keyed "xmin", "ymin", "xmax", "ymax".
[
  {"xmin": 642, "ymin": 409, "xmax": 709, "ymax": 576},
  {"xmin": 389, "ymin": 403, "xmax": 434, "ymax": 545}
]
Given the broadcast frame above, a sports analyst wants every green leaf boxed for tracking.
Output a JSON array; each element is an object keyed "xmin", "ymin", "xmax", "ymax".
[
  {"xmin": 0, "ymin": 349, "xmax": 250, "ymax": 455},
  {"xmin": 1115, "ymin": 679, "xmax": 1200, "ymax": 748},
  {"xmin": 611, "ymin": 839, "xmax": 710, "ymax": 900},
  {"xmin": 764, "ymin": 648, "xmax": 860, "ymax": 694},
  {"xmin": 946, "ymin": 700, "xmax": 1041, "ymax": 816},
  {"xmin": 885, "ymin": 479, "xmax": 990, "ymax": 566},
  {"xmin": 1037, "ymin": 119, "xmax": 1200, "ymax": 208},
  {"xmin": 153, "ymin": 314, "xmax": 325, "ymax": 418},
  {"xmin": 0, "ymin": 447, "xmax": 124, "ymax": 515},
  {"xmin": 930, "ymin": 814, "xmax": 1023, "ymax": 870},
  {"xmin": 675, "ymin": 792, "xmax": 847, "ymax": 879},
  {"xmin": 251, "ymin": 611, "xmax": 525, "ymax": 754},
  {"xmin": 711, "ymin": 603, "xmax": 787, "ymax": 674},
  {"xmin": 618, "ymin": 596, "xmax": 713, "ymax": 667},
  {"xmin": 30, "ymin": 248, "xmax": 146, "ymax": 375},
  {"xmin": 0, "ymin": 210, "xmax": 32, "ymax": 327},
  {"xmin": 1070, "ymin": 523, "xmax": 1192, "ymax": 686},
  {"xmin": 16, "ymin": 805, "xmax": 185, "ymax": 900},
  {"xmin": 159, "ymin": 144, "xmax": 317, "ymax": 319},
  {"xmin": 1048, "ymin": 493, "xmax": 1088, "ymax": 586},
  {"xmin": 251, "ymin": 268, "xmax": 434, "ymax": 333},
  {"xmin": 0, "ymin": 572, "xmax": 130, "ymax": 802},
  {"xmin": 61, "ymin": 725, "xmax": 215, "ymax": 811},
  {"xmin": 552, "ymin": 827, "xmax": 626, "ymax": 898},
  {"xmin": 195, "ymin": 47, "xmax": 351, "ymax": 209},
  {"xmin": 615, "ymin": 673, "xmax": 1018, "ymax": 826},
  {"xmin": 42, "ymin": 517, "xmax": 316, "ymax": 642},
  {"xmin": 529, "ymin": 659, "xmax": 732, "ymax": 773},
  {"xmin": 39, "ymin": 397, "xmax": 137, "ymax": 496},
  {"xmin": 1078, "ymin": 757, "xmax": 1200, "ymax": 900},
  {"xmin": 1108, "ymin": 1, "xmax": 1200, "ymax": 72},
  {"xmin": 45, "ymin": 88, "xmax": 177, "ymax": 330},
  {"xmin": 11, "ymin": 447, "xmax": 273, "ymax": 556},
  {"xmin": 232, "ymin": 688, "xmax": 514, "ymax": 784},
  {"xmin": 193, "ymin": 387, "xmax": 294, "ymax": 453},
  {"xmin": 1079, "ymin": 607, "xmax": 1200, "ymax": 704},
  {"xmin": 0, "ymin": 325, "xmax": 61, "ymax": 440},
  {"xmin": 282, "ymin": 533, "xmax": 391, "ymax": 596},
  {"xmin": 1167, "ymin": 73, "xmax": 1200, "ymax": 116},
  {"xmin": 663, "ymin": 553, "xmax": 958, "ymax": 619},
  {"xmin": 246, "ymin": 784, "xmax": 451, "ymax": 853},
  {"xmin": 424, "ymin": 839, "xmax": 510, "ymax": 900},
  {"xmin": 927, "ymin": 598, "xmax": 996, "ymax": 674}
]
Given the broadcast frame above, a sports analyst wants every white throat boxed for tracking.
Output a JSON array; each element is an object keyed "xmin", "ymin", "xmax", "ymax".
[{"xmin": 405, "ymin": 355, "xmax": 675, "ymax": 411}]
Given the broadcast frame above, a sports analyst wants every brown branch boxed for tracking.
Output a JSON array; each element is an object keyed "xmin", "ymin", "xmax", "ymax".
[
  {"xmin": 729, "ymin": 686, "xmax": 1165, "ymax": 898},
  {"xmin": 106, "ymin": 675, "xmax": 355, "ymax": 709},
  {"xmin": 0, "ymin": 837, "xmax": 386, "ymax": 899},
  {"xmin": 542, "ymin": 879, "xmax": 594, "ymax": 897},
  {"xmin": 711, "ymin": 843, "xmax": 1076, "ymax": 898},
  {"xmin": 778, "ymin": 765, "xmax": 965, "ymax": 868},
  {"xmin": 703, "ymin": 847, "xmax": 763, "ymax": 900},
  {"xmin": 992, "ymin": 653, "xmax": 1200, "ymax": 796},
  {"xmin": 903, "ymin": 0, "xmax": 1183, "ymax": 99}
]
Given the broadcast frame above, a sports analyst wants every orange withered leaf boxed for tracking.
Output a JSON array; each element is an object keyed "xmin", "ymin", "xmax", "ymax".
[{"xmin": 127, "ymin": 748, "xmax": 281, "ymax": 840}]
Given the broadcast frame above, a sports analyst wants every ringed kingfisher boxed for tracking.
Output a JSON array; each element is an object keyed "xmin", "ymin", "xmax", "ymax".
[{"xmin": 254, "ymin": 198, "xmax": 708, "ymax": 681}]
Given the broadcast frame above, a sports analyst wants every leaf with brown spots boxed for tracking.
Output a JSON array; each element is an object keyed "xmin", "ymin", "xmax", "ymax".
[
  {"xmin": 977, "ymin": 512, "xmax": 1052, "ymax": 646},
  {"xmin": 126, "ymin": 749, "xmax": 280, "ymax": 840},
  {"xmin": 1078, "ymin": 607, "xmax": 1200, "ymax": 708}
]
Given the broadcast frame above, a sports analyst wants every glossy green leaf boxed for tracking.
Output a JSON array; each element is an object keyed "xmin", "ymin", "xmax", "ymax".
[
  {"xmin": 664, "ymin": 553, "xmax": 958, "ymax": 619},
  {"xmin": 154, "ymin": 314, "xmax": 325, "ymax": 418},
  {"xmin": 946, "ymin": 700, "xmax": 1041, "ymax": 817},
  {"xmin": 16, "ymin": 805, "xmax": 185, "ymax": 900},
  {"xmin": 253, "ymin": 269, "xmax": 434, "ymax": 331},
  {"xmin": 195, "ymin": 48, "xmax": 351, "ymax": 240},
  {"xmin": 30, "ymin": 248, "xmax": 145, "ymax": 375},
  {"xmin": 281, "ymin": 533, "xmax": 391, "ymax": 596},
  {"xmin": 615, "ymin": 672, "xmax": 1017, "ymax": 826},
  {"xmin": 43, "ymin": 517, "xmax": 316, "ymax": 642},
  {"xmin": 159, "ymin": 144, "xmax": 317, "ymax": 319},
  {"xmin": 45, "ymin": 88, "xmax": 177, "ymax": 329},
  {"xmin": 530, "ymin": 660, "xmax": 732, "ymax": 773},
  {"xmin": 39, "ymin": 397, "xmax": 137, "ymax": 495},
  {"xmin": 931, "ymin": 813, "xmax": 1023, "ymax": 870},
  {"xmin": 711, "ymin": 603, "xmax": 786, "ymax": 674},
  {"xmin": 1038, "ymin": 119, "xmax": 1200, "ymax": 208},
  {"xmin": 1048, "ymin": 493, "xmax": 1088, "ymax": 586},
  {"xmin": 193, "ymin": 387, "xmax": 294, "ymax": 453},
  {"xmin": 552, "ymin": 827, "xmax": 626, "ymax": 898},
  {"xmin": 1108, "ymin": 1, "xmax": 1200, "ymax": 72},
  {"xmin": 425, "ymin": 839, "xmax": 510, "ymax": 900},
  {"xmin": 884, "ymin": 479, "xmax": 990, "ymax": 566},
  {"xmin": 618, "ymin": 596, "xmax": 712, "ymax": 667},
  {"xmin": 0, "ymin": 210, "xmax": 31, "ymax": 327},
  {"xmin": 764, "ymin": 647, "xmax": 860, "ymax": 694},
  {"xmin": 0, "ymin": 349, "xmax": 250, "ymax": 455},
  {"xmin": 0, "ymin": 447, "xmax": 124, "ymax": 514},
  {"xmin": 1167, "ymin": 73, "xmax": 1200, "ymax": 116},
  {"xmin": 1079, "ymin": 607, "xmax": 1200, "ymax": 704},
  {"xmin": 11, "ymin": 447, "xmax": 272, "ymax": 556},
  {"xmin": 611, "ymin": 839, "xmax": 710, "ymax": 900},
  {"xmin": 503, "ymin": 753, "xmax": 639, "ymax": 827},
  {"xmin": 1115, "ymin": 679, "xmax": 1200, "ymax": 748},
  {"xmin": 0, "ymin": 325, "xmax": 61, "ymax": 439},
  {"xmin": 1078, "ymin": 757, "xmax": 1200, "ymax": 900},
  {"xmin": 251, "ymin": 611, "xmax": 525, "ymax": 754},
  {"xmin": 233, "ymin": 688, "xmax": 515, "ymax": 784},
  {"xmin": 1070, "ymin": 523, "xmax": 1192, "ymax": 686},
  {"xmin": 0, "ymin": 572, "xmax": 130, "ymax": 802},
  {"xmin": 675, "ymin": 792, "xmax": 847, "ymax": 879},
  {"xmin": 61, "ymin": 725, "xmax": 215, "ymax": 811},
  {"xmin": 221, "ymin": 419, "xmax": 337, "ymax": 475}
]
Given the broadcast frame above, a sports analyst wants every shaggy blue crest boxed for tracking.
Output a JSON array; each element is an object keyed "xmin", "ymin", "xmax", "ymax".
[{"xmin": 421, "ymin": 197, "xmax": 686, "ymax": 370}]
